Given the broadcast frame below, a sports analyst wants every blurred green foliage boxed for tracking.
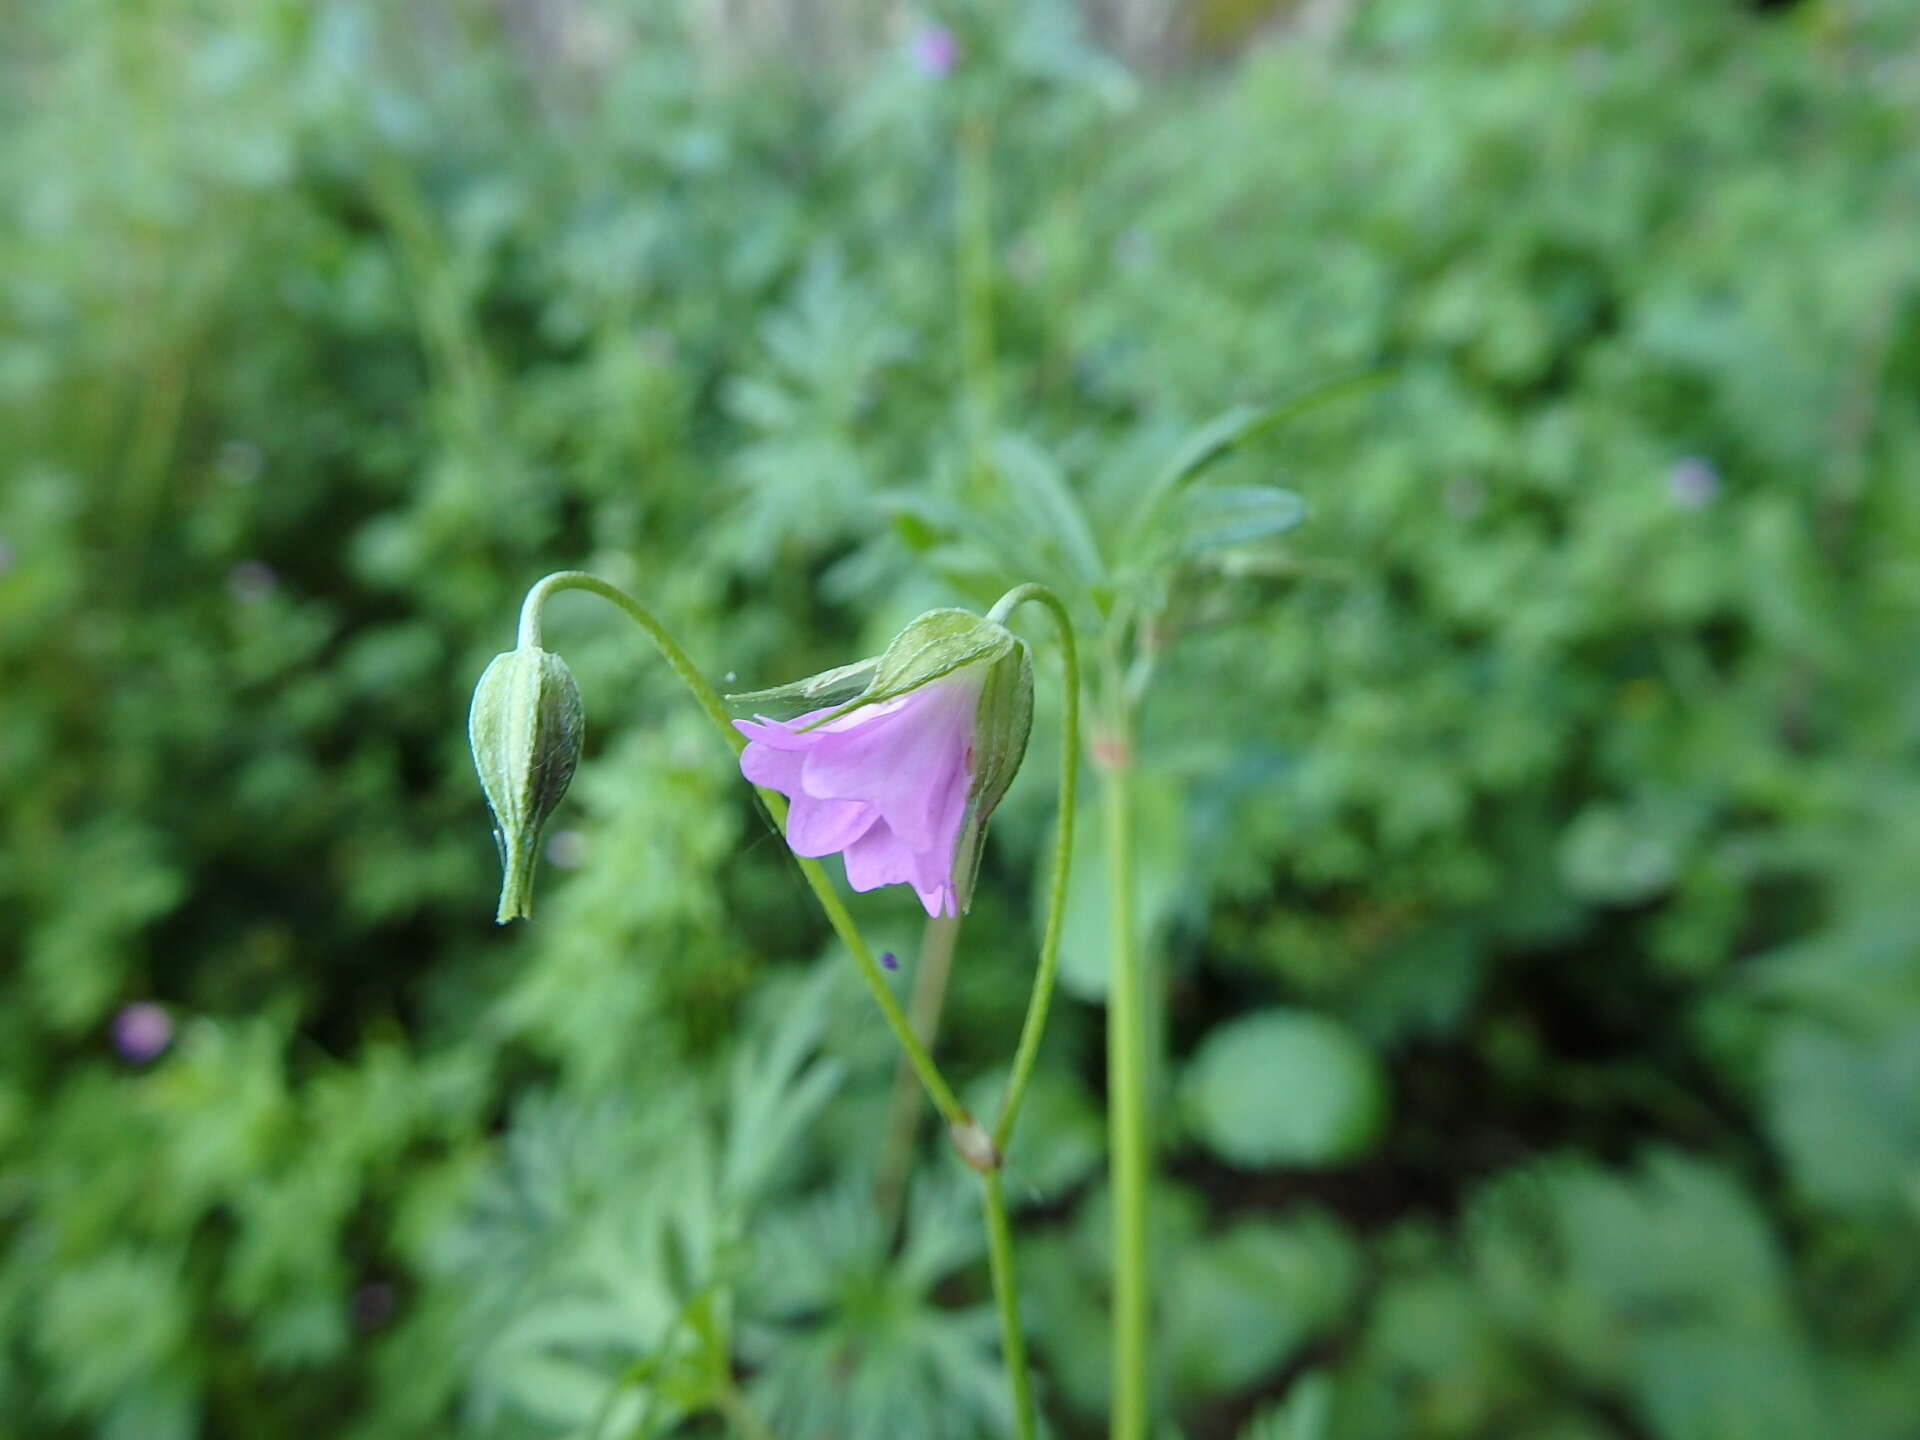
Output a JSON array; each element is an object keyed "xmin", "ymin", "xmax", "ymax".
[{"xmin": 3, "ymin": 0, "xmax": 1919, "ymax": 1436}]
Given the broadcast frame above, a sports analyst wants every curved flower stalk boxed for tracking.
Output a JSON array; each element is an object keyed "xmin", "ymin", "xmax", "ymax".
[{"xmin": 467, "ymin": 572, "xmax": 1079, "ymax": 1440}]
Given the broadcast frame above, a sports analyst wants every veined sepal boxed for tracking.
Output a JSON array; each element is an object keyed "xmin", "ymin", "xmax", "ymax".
[{"xmin": 468, "ymin": 646, "xmax": 585, "ymax": 923}]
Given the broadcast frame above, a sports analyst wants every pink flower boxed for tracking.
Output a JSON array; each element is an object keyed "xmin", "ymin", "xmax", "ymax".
[
  {"xmin": 735, "ymin": 670, "xmax": 985, "ymax": 917},
  {"xmin": 909, "ymin": 24, "xmax": 960, "ymax": 77},
  {"xmin": 112, "ymin": 1002, "xmax": 174, "ymax": 1064},
  {"xmin": 729, "ymin": 607, "xmax": 1033, "ymax": 918},
  {"xmin": 1668, "ymin": 456, "xmax": 1720, "ymax": 510}
]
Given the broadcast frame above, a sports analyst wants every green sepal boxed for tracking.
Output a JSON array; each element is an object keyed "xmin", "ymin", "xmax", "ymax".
[
  {"xmin": 805, "ymin": 609, "xmax": 1015, "ymax": 731},
  {"xmin": 953, "ymin": 639, "xmax": 1034, "ymax": 910},
  {"xmin": 724, "ymin": 656, "xmax": 879, "ymax": 719},
  {"xmin": 724, "ymin": 608, "xmax": 1017, "ymax": 731},
  {"xmin": 468, "ymin": 646, "xmax": 585, "ymax": 923}
]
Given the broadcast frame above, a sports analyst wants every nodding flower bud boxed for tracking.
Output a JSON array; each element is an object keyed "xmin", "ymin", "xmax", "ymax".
[
  {"xmin": 468, "ymin": 646, "xmax": 585, "ymax": 923},
  {"xmin": 729, "ymin": 608, "xmax": 1035, "ymax": 918}
]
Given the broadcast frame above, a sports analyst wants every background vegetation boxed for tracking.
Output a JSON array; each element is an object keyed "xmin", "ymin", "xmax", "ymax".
[{"xmin": 4, "ymin": 0, "xmax": 1920, "ymax": 1436}]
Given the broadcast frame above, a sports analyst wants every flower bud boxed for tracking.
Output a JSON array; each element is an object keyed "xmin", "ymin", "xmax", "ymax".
[{"xmin": 468, "ymin": 646, "xmax": 584, "ymax": 923}]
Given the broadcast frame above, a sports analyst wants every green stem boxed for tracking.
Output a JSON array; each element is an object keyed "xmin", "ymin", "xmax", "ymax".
[
  {"xmin": 1103, "ymin": 725, "xmax": 1148, "ymax": 1440},
  {"xmin": 513, "ymin": 571, "xmax": 968, "ymax": 1132},
  {"xmin": 981, "ymin": 1168, "xmax": 1036, "ymax": 1440},
  {"xmin": 516, "ymin": 571, "xmax": 738, "ymax": 740},
  {"xmin": 715, "ymin": 1384, "xmax": 779, "ymax": 1440},
  {"xmin": 875, "ymin": 914, "xmax": 964, "ymax": 1226},
  {"xmin": 985, "ymin": 583, "xmax": 1081, "ymax": 1152},
  {"xmin": 957, "ymin": 113, "xmax": 998, "ymax": 477}
]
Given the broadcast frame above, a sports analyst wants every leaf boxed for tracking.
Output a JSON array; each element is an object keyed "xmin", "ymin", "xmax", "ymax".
[
  {"xmin": 723, "ymin": 970, "xmax": 846, "ymax": 1202},
  {"xmin": 992, "ymin": 432, "xmax": 1107, "ymax": 588},
  {"xmin": 1765, "ymin": 1019, "xmax": 1920, "ymax": 1213},
  {"xmin": 1557, "ymin": 803, "xmax": 1687, "ymax": 906},
  {"xmin": 1169, "ymin": 1217, "xmax": 1360, "ymax": 1397},
  {"xmin": 1240, "ymin": 1372, "xmax": 1336, "ymax": 1440},
  {"xmin": 1166, "ymin": 484, "xmax": 1307, "ymax": 558},
  {"xmin": 1631, "ymin": 1329, "xmax": 1827, "ymax": 1440},
  {"xmin": 1182, "ymin": 1010, "xmax": 1387, "ymax": 1167},
  {"xmin": 1124, "ymin": 372, "xmax": 1381, "ymax": 552}
]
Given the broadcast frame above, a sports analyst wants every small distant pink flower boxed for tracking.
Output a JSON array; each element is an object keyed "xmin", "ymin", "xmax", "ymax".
[
  {"xmin": 113, "ymin": 1002, "xmax": 173, "ymax": 1064},
  {"xmin": 910, "ymin": 24, "xmax": 960, "ymax": 77},
  {"xmin": 1668, "ymin": 457, "xmax": 1719, "ymax": 510},
  {"xmin": 734, "ymin": 670, "xmax": 983, "ymax": 918}
]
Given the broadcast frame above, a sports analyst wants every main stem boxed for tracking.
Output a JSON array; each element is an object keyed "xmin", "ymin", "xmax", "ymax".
[
  {"xmin": 1104, "ymin": 724, "xmax": 1148, "ymax": 1440},
  {"xmin": 957, "ymin": 111, "xmax": 998, "ymax": 482},
  {"xmin": 874, "ymin": 914, "xmax": 964, "ymax": 1225},
  {"xmin": 982, "ymin": 1168, "xmax": 1035, "ymax": 1440}
]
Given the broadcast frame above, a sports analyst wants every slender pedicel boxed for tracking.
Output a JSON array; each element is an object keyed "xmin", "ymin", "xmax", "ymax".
[{"xmin": 471, "ymin": 572, "xmax": 1079, "ymax": 1440}]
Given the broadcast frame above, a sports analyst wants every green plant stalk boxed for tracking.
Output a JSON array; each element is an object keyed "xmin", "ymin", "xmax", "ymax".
[
  {"xmin": 515, "ymin": 571, "xmax": 967, "ymax": 1130},
  {"xmin": 715, "ymin": 1384, "xmax": 780, "ymax": 1440},
  {"xmin": 982, "ymin": 1167, "xmax": 1036, "ymax": 1440},
  {"xmin": 874, "ymin": 913, "xmax": 964, "ymax": 1225},
  {"xmin": 515, "ymin": 572, "xmax": 1080, "ymax": 1440},
  {"xmin": 986, "ymin": 583, "xmax": 1081, "ymax": 1152},
  {"xmin": 1103, "ymin": 715, "xmax": 1148, "ymax": 1440},
  {"xmin": 957, "ymin": 111, "xmax": 998, "ymax": 481}
]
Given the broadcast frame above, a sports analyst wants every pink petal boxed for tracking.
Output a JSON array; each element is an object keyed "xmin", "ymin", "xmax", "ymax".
[
  {"xmin": 799, "ymin": 684, "xmax": 974, "ymax": 849},
  {"xmin": 731, "ymin": 672, "xmax": 986, "ymax": 917},
  {"xmin": 843, "ymin": 817, "xmax": 920, "ymax": 894},
  {"xmin": 911, "ymin": 761, "xmax": 972, "ymax": 909},
  {"xmin": 786, "ymin": 794, "xmax": 878, "ymax": 857},
  {"xmin": 739, "ymin": 739, "xmax": 805, "ymax": 792},
  {"xmin": 733, "ymin": 710, "xmax": 831, "ymax": 752}
]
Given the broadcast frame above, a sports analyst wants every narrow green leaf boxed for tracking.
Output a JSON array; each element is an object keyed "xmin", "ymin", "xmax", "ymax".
[
  {"xmin": 1168, "ymin": 485, "xmax": 1307, "ymax": 558},
  {"xmin": 993, "ymin": 433, "xmax": 1107, "ymax": 587},
  {"xmin": 1126, "ymin": 371, "xmax": 1382, "ymax": 553}
]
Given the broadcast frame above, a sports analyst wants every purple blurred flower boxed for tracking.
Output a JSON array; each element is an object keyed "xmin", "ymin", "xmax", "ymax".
[
  {"xmin": 1668, "ymin": 457, "xmax": 1719, "ymax": 510},
  {"xmin": 228, "ymin": 559, "xmax": 277, "ymax": 604},
  {"xmin": 881, "ymin": 951, "xmax": 900, "ymax": 971},
  {"xmin": 910, "ymin": 24, "xmax": 960, "ymax": 77},
  {"xmin": 113, "ymin": 1002, "xmax": 174, "ymax": 1064},
  {"xmin": 735, "ymin": 673, "xmax": 983, "ymax": 918}
]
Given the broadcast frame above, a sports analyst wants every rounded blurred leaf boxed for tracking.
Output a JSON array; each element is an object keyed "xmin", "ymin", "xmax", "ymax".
[
  {"xmin": 1558, "ymin": 804, "xmax": 1677, "ymax": 906},
  {"xmin": 1182, "ymin": 1010, "xmax": 1387, "ymax": 1167},
  {"xmin": 1168, "ymin": 1216, "xmax": 1359, "ymax": 1398}
]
